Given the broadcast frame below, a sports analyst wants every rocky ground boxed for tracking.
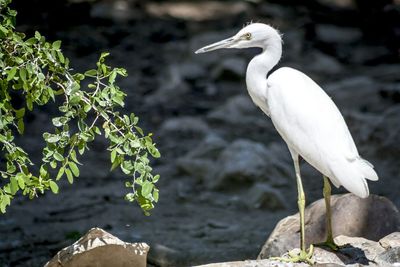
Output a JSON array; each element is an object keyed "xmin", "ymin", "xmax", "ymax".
[{"xmin": 1, "ymin": 0, "xmax": 400, "ymax": 266}]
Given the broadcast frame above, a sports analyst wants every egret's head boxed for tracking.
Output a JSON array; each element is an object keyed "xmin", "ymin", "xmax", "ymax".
[{"xmin": 195, "ymin": 23, "xmax": 281, "ymax": 54}]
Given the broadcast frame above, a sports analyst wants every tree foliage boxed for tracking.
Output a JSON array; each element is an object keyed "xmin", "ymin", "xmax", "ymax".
[{"xmin": 0, "ymin": 0, "xmax": 160, "ymax": 214}]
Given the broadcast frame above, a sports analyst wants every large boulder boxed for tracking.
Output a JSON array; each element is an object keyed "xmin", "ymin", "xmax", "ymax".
[
  {"xmin": 258, "ymin": 194, "xmax": 400, "ymax": 259},
  {"xmin": 45, "ymin": 228, "xmax": 149, "ymax": 267}
]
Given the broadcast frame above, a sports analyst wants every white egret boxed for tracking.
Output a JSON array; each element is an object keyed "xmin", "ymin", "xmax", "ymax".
[{"xmin": 195, "ymin": 23, "xmax": 379, "ymax": 263}]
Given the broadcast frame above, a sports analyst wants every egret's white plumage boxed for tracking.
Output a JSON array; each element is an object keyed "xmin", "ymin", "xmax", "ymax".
[{"xmin": 195, "ymin": 23, "xmax": 378, "ymax": 198}]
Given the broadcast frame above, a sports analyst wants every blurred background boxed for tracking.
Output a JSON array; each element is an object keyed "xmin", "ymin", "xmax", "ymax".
[{"xmin": 1, "ymin": 0, "xmax": 400, "ymax": 266}]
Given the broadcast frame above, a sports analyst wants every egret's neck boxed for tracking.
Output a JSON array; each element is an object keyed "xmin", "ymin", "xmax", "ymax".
[{"xmin": 245, "ymin": 39, "xmax": 282, "ymax": 114}]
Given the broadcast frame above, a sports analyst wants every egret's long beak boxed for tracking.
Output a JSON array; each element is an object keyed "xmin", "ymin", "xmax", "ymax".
[{"xmin": 195, "ymin": 37, "xmax": 237, "ymax": 54}]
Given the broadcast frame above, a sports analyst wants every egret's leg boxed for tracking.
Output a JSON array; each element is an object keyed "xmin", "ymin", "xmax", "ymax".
[
  {"xmin": 270, "ymin": 156, "xmax": 314, "ymax": 264},
  {"xmin": 315, "ymin": 176, "xmax": 340, "ymax": 251}
]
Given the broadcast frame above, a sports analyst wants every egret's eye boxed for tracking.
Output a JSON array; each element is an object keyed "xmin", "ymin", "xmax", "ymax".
[{"xmin": 244, "ymin": 33, "xmax": 252, "ymax": 40}]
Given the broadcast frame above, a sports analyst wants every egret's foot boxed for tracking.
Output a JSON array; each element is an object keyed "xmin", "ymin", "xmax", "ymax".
[
  {"xmin": 315, "ymin": 239, "xmax": 341, "ymax": 251},
  {"xmin": 270, "ymin": 245, "xmax": 314, "ymax": 265}
]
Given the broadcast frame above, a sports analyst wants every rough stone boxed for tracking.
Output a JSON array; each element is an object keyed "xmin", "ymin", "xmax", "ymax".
[
  {"xmin": 377, "ymin": 247, "xmax": 400, "ymax": 265},
  {"xmin": 195, "ymin": 259, "xmax": 309, "ymax": 267},
  {"xmin": 212, "ymin": 57, "xmax": 247, "ymax": 81},
  {"xmin": 196, "ymin": 233, "xmax": 400, "ymax": 266},
  {"xmin": 159, "ymin": 116, "xmax": 210, "ymax": 138},
  {"xmin": 206, "ymin": 95, "xmax": 280, "ymax": 142},
  {"xmin": 245, "ymin": 183, "xmax": 286, "ymax": 211},
  {"xmin": 315, "ymin": 25, "xmax": 362, "ymax": 44},
  {"xmin": 177, "ymin": 134, "xmax": 227, "ymax": 180},
  {"xmin": 177, "ymin": 137, "xmax": 291, "ymax": 190},
  {"xmin": 325, "ymin": 76, "xmax": 382, "ymax": 113},
  {"xmin": 211, "ymin": 139, "xmax": 290, "ymax": 190},
  {"xmin": 145, "ymin": 64, "xmax": 190, "ymax": 106},
  {"xmin": 379, "ymin": 232, "xmax": 400, "ymax": 249},
  {"xmin": 258, "ymin": 194, "xmax": 400, "ymax": 259},
  {"xmin": 45, "ymin": 228, "xmax": 149, "ymax": 267},
  {"xmin": 207, "ymin": 95, "xmax": 259, "ymax": 125},
  {"xmin": 305, "ymin": 51, "xmax": 343, "ymax": 75}
]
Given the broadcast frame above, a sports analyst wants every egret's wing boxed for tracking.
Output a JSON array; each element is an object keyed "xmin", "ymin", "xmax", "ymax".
[
  {"xmin": 266, "ymin": 67, "xmax": 377, "ymax": 197},
  {"xmin": 267, "ymin": 67, "xmax": 358, "ymax": 162}
]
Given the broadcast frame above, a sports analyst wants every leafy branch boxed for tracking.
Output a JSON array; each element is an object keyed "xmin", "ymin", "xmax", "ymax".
[{"xmin": 0, "ymin": 0, "xmax": 160, "ymax": 214}]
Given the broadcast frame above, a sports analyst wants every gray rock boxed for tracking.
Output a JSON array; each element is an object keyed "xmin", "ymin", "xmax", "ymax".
[
  {"xmin": 177, "ymin": 137, "xmax": 290, "ymax": 192},
  {"xmin": 176, "ymin": 134, "xmax": 227, "ymax": 180},
  {"xmin": 349, "ymin": 45, "xmax": 391, "ymax": 65},
  {"xmin": 245, "ymin": 183, "xmax": 286, "ymax": 210},
  {"xmin": 371, "ymin": 106, "xmax": 400, "ymax": 156},
  {"xmin": 377, "ymin": 246, "xmax": 400, "ymax": 265},
  {"xmin": 90, "ymin": 1, "xmax": 141, "ymax": 21},
  {"xmin": 145, "ymin": 65, "xmax": 189, "ymax": 106},
  {"xmin": 212, "ymin": 57, "xmax": 247, "ymax": 81},
  {"xmin": 184, "ymin": 134, "xmax": 228, "ymax": 159},
  {"xmin": 159, "ymin": 116, "xmax": 210, "ymax": 138},
  {"xmin": 211, "ymin": 139, "xmax": 290, "ymax": 190},
  {"xmin": 379, "ymin": 232, "xmax": 400, "ymax": 249},
  {"xmin": 305, "ymin": 51, "xmax": 343, "ymax": 75},
  {"xmin": 258, "ymin": 194, "xmax": 400, "ymax": 259},
  {"xmin": 196, "ymin": 233, "xmax": 400, "ymax": 266},
  {"xmin": 207, "ymin": 95, "xmax": 259, "ymax": 125},
  {"xmin": 148, "ymin": 243, "xmax": 186, "ymax": 267},
  {"xmin": 45, "ymin": 228, "xmax": 149, "ymax": 267},
  {"xmin": 334, "ymin": 236, "xmax": 385, "ymax": 264},
  {"xmin": 316, "ymin": 25, "xmax": 362, "ymax": 44},
  {"xmin": 207, "ymin": 95, "xmax": 279, "ymax": 142},
  {"xmin": 195, "ymin": 259, "xmax": 309, "ymax": 267},
  {"xmin": 325, "ymin": 76, "xmax": 382, "ymax": 112}
]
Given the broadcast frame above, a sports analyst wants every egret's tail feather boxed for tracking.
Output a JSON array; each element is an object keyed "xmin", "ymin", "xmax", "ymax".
[
  {"xmin": 331, "ymin": 157, "xmax": 378, "ymax": 199},
  {"xmin": 358, "ymin": 158, "xmax": 379, "ymax": 181}
]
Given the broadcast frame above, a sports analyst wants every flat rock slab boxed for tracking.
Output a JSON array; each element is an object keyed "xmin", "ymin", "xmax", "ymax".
[
  {"xmin": 195, "ymin": 233, "xmax": 400, "ymax": 266},
  {"xmin": 45, "ymin": 227, "xmax": 149, "ymax": 267},
  {"xmin": 258, "ymin": 194, "xmax": 400, "ymax": 259}
]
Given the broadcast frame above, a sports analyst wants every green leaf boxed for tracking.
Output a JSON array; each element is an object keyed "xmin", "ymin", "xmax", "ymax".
[
  {"xmin": 153, "ymin": 188, "xmax": 159, "ymax": 202},
  {"xmin": 147, "ymin": 144, "xmax": 161, "ymax": 158},
  {"xmin": 19, "ymin": 68, "xmax": 26, "ymax": 82},
  {"xmin": 56, "ymin": 167, "xmax": 65, "ymax": 180},
  {"xmin": 53, "ymin": 152, "xmax": 64, "ymax": 161},
  {"xmin": 68, "ymin": 162, "xmax": 80, "ymax": 177},
  {"xmin": 70, "ymin": 150, "xmax": 81, "ymax": 164},
  {"xmin": 10, "ymin": 176, "xmax": 19, "ymax": 194},
  {"xmin": 50, "ymin": 161, "xmax": 57, "ymax": 169},
  {"xmin": 7, "ymin": 67, "xmax": 17, "ymax": 81},
  {"xmin": 111, "ymin": 149, "xmax": 117, "ymax": 163},
  {"xmin": 0, "ymin": 25, "xmax": 8, "ymax": 36},
  {"xmin": 57, "ymin": 51, "xmax": 65, "ymax": 64},
  {"xmin": 15, "ymin": 108, "xmax": 25, "ymax": 119},
  {"xmin": 109, "ymin": 71, "xmax": 117, "ymax": 84},
  {"xmin": 100, "ymin": 52, "xmax": 110, "ymax": 60},
  {"xmin": 46, "ymin": 135, "xmax": 60, "ymax": 143},
  {"xmin": 17, "ymin": 175, "xmax": 25, "ymax": 190},
  {"xmin": 0, "ymin": 195, "xmax": 10, "ymax": 213},
  {"xmin": 34, "ymin": 31, "xmax": 41, "ymax": 39},
  {"xmin": 152, "ymin": 174, "xmax": 160, "ymax": 183},
  {"xmin": 49, "ymin": 181, "xmax": 59, "ymax": 194},
  {"xmin": 65, "ymin": 168, "xmax": 74, "ymax": 184},
  {"xmin": 84, "ymin": 69, "xmax": 97, "ymax": 76},
  {"xmin": 52, "ymin": 40, "xmax": 61, "ymax": 49},
  {"xmin": 17, "ymin": 118, "xmax": 24, "ymax": 134},
  {"xmin": 141, "ymin": 181, "xmax": 154, "ymax": 198},
  {"xmin": 135, "ymin": 126, "xmax": 144, "ymax": 136}
]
